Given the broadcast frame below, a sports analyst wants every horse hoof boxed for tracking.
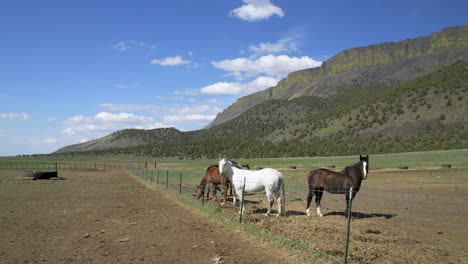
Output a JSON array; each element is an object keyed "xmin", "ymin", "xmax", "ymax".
[{"xmin": 318, "ymin": 214, "xmax": 324, "ymax": 217}]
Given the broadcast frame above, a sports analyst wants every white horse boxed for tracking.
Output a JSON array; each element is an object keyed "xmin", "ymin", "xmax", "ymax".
[{"xmin": 218, "ymin": 158, "xmax": 285, "ymax": 217}]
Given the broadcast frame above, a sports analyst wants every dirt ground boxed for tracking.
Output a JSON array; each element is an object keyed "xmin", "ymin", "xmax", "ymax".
[{"xmin": 0, "ymin": 169, "xmax": 305, "ymax": 264}]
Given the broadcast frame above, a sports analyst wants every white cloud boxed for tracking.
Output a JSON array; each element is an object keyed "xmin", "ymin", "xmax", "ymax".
[
  {"xmin": 163, "ymin": 104, "xmax": 222, "ymax": 125},
  {"xmin": 248, "ymin": 34, "xmax": 302, "ymax": 57},
  {"xmin": 200, "ymin": 76, "xmax": 278, "ymax": 96},
  {"xmin": 112, "ymin": 41, "xmax": 130, "ymax": 52},
  {"xmin": 112, "ymin": 40, "xmax": 156, "ymax": 52},
  {"xmin": 150, "ymin": 56, "xmax": 191, "ymax": 66},
  {"xmin": 230, "ymin": 0, "xmax": 284, "ymax": 22},
  {"xmin": 0, "ymin": 112, "xmax": 31, "ymax": 120},
  {"xmin": 63, "ymin": 112, "xmax": 167, "ymax": 139},
  {"xmin": 99, "ymin": 103, "xmax": 162, "ymax": 112},
  {"xmin": 249, "ymin": 42, "xmax": 286, "ymax": 54},
  {"xmin": 164, "ymin": 114, "xmax": 217, "ymax": 123},
  {"xmin": 212, "ymin": 54, "xmax": 322, "ymax": 79},
  {"xmin": 114, "ymin": 84, "xmax": 128, "ymax": 89},
  {"xmin": 42, "ymin": 137, "xmax": 57, "ymax": 145}
]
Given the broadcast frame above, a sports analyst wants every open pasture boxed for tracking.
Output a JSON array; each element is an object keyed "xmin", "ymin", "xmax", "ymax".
[{"xmin": 2, "ymin": 149, "xmax": 467, "ymax": 263}]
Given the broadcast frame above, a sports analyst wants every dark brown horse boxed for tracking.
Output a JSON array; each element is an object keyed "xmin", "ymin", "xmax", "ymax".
[{"xmin": 306, "ymin": 155, "xmax": 369, "ymax": 218}]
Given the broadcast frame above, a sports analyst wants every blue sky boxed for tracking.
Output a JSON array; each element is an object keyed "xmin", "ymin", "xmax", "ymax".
[{"xmin": 1, "ymin": 0, "xmax": 467, "ymax": 156}]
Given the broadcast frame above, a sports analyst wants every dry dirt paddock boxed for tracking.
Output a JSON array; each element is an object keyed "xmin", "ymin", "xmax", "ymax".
[
  {"xmin": 220, "ymin": 167, "xmax": 468, "ymax": 263},
  {"xmin": 0, "ymin": 169, "xmax": 305, "ymax": 264}
]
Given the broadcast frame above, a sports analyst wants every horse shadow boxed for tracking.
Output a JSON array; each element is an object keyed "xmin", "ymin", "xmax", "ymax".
[
  {"xmin": 251, "ymin": 208, "xmax": 307, "ymax": 216},
  {"xmin": 323, "ymin": 211, "xmax": 396, "ymax": 219}
]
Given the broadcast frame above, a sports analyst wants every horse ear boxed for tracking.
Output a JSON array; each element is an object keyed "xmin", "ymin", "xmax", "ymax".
[{"xmin": 359, "ymin": 155, "xmax": 363, "ymax": 160}]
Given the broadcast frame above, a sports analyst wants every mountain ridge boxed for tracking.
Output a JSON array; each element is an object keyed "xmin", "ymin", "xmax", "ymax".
[{"xmin": 207, "ymin": 24, "xmax": 468, "ymax": 128}]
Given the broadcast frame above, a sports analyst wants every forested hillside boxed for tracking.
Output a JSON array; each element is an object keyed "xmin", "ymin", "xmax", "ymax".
[{"xmin": 55, "ymin": 61, "xmax": 468, "ymax": 159}]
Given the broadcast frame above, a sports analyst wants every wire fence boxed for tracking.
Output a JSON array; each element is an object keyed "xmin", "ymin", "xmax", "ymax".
[
  {"xmin": 0, "ymin": 161, "xmax": 153, "ymax": 171},
  {"xmin": 128, "ymin": 166, "xmax": 468, "ymax": 264}
]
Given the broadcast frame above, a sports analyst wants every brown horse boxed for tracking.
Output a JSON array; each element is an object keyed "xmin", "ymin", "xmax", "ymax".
[
  {"xmin": 306, "ymin": 155, "xmax": 369, "ymax": 218},
  {"xmin": 195, "ymin": 162, "xmax": 249, "ymax": 204},
  {"xmin": 195, "ymin": 165, "xmax": 235, "ymax": 205}
]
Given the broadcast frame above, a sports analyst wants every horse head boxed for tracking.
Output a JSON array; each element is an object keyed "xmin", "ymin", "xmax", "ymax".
[
  {"xmin": 359, "ymin": 155, "xmax": 369, "ymax": 179},
  {"xmin": 218, "ymin": 158, "xmax": 228, "ymax": 176}
]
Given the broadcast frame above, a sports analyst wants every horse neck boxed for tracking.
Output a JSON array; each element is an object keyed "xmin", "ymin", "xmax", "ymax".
[
  {"xmin": 348, "ymin": 162, "xmax": 364, "ymax": 186},
  {"xmin": 223, "ymin": 163, "xmax": 235, "ymax": 181}
]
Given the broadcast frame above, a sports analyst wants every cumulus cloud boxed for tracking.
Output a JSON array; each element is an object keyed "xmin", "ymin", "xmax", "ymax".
[
  {"xmin": 200, "ymin": 76, "xmax": 278, "ymax": 96},
  {"xmin": 249, "ymin": 42, "xmax": 287, "ymax": 54},
  {"xmin": 63, "ymin": 112, "xmax": 167, "ymax": 139},
  {"xmin": 248, "ymin": 34, "xmax": 302, "ymax": 57},
  {"xmin": 150, "ymin": 56, "xmax": 191, "ymax": 66},
  {"xmin": 0, "ymin": 112, "xmax": 31, "ymax": 120},
  {"xmin": 163, "ymin": 104, "xmax": 222, "ymax": 125},
  {"xmin": 230, "ymin": 0, "xmax": 284, "ymax": 21},
  {"xmin": 212, "ymin": 54, "xmax": 322, "ymax": 79}
]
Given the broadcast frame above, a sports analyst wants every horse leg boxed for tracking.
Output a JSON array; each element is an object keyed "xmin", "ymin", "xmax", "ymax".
[
  {"xmin": 209, "ymin": 183, "xmax": 217, "ymax": 201},
  {"xmin": 265, "ymin": 189, "xmax": 274, "ymax": 217},
  {"xmin": 206, "ymin": 185, "xmax": 210, "ymax": 199},
  {"xmin": 315, "ymin": 190, "xmax": 324, "ymax": 217},
  {"xmin": 231, "ymin": 183, "xmax": 237, "ymax": 206},
  {"xmin": 221, "ymin": 177, "xmax": 228, "ymax": 206},
  {"xmin": 306, "ymin": 189, "xmax": 314, "ymax": 217},
  {"xmin": 274, "ymin": 188, "xmax": 282, "ymax": 217}
]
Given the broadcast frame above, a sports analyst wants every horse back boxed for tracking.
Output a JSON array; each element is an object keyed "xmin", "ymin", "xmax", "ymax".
[
  {"xmin": 307, "ymin": 168, "xmax": 351, "ymax": 193},
  {"xmin": 205, "ymin": 165, "xmax": 223, "ymax": 184}
]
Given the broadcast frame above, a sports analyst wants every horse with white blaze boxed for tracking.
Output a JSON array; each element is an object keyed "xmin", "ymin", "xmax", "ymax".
[{"xmin": 218, "ymin": 158, "xmax": 285, "ymax": 217}]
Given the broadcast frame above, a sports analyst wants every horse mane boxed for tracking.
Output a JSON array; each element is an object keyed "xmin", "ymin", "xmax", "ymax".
[{"xmin": 228, "ymin": 159, "xmax": 246, "ymax": 169}]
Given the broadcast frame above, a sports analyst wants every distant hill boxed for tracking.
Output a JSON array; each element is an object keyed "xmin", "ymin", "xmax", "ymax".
[
  {"xmin": 54, "ymin": 25, "xmax": 468, "ymax": 158},
  {"xmin": 55, "ymin": 128, "xmax": 183, "ymax": 153}
]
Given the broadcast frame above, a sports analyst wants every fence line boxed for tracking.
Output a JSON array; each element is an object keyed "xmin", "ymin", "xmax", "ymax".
[
  {"xmin": 127, "ymin": 166, "xmax": 467, "ymax": 264},
  {"xmin": 0, "ymin": 161, "xmax": 151, "ymax": 171}
]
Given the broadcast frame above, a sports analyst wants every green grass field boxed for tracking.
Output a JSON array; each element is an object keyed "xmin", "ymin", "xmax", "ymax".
[{"xmin": 2, "ymin": 149, "xmax": 467, "ymax": 170}]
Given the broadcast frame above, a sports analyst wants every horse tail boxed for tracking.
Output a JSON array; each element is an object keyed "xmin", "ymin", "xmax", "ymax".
[
  {"xmin": 280, "ymin": 176, "xmax": 286, "ymax": 214},
  {"xmin": 195, "ymin": 176, "xmax": 207, "ymax": 199}
]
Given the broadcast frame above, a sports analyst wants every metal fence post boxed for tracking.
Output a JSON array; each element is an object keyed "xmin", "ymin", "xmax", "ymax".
[
  {"xmin": 179, "ymin": 171, "xmax": 182, "ymax": 195},
  {"xmin": 344, "ymin": 187, "xmax": 354, "ymax": 264},
  {"xmin": 166, "ymin": 170, "xmax": 169, "ymax": 188}
]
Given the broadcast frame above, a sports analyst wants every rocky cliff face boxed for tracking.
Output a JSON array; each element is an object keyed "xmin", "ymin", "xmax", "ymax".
[{"xmin": 207, "ymin": 24, "xmax": 468, "ymax": 128}]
